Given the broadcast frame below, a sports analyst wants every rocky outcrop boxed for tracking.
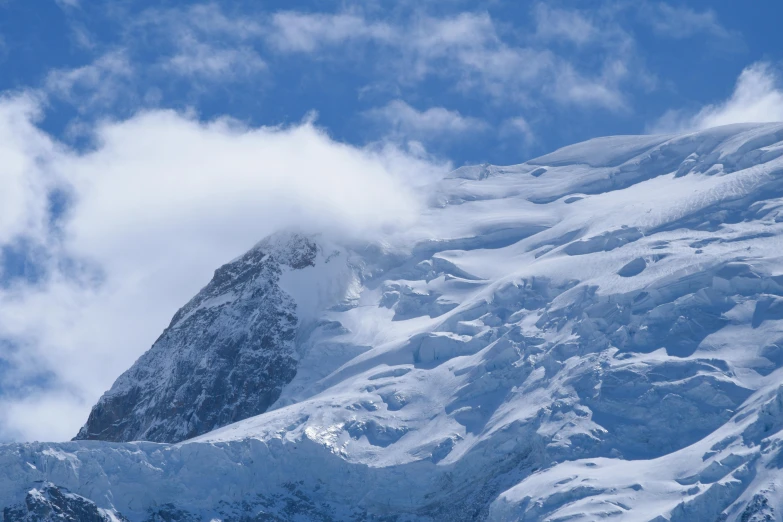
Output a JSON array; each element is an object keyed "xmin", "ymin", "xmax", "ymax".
[
  {"xmin": 3, "ymin": 483, "xmax": 126, "ymax": 522},
  {"xmin": 74, "ymin": 233, "xmax": 317, "ymax": 443}
]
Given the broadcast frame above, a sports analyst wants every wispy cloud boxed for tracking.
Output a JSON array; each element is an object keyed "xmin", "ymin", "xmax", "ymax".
[
  {"xmin": 365, "ymin": 100, "xmax": 486, "ymax": 141},
  {"xmin": 134, "ymin": 4, "xmax": 267, "ymax": 82},
  {"xmin": 642, "ymin": 2, "xmax": 739, "ymax": 42},
  {"xmin": 552, "ymin": 60, "xmax": 631, "ymax": 111},
  {"xmin": 650, "ymin": 62, "xmax": 783, "ymax": 133},
  {"xmin": 68, "ymin": 23, "xmax": 95, "ymax": 50},
  {"xmin": 54, "ymin": 0, "xmax": 80, "ymax": 9},
  {"xmin": 165, "ymin": 41, "xmax": 266, "ymax": 79},
  {"xmin": 407, "ymin": 12, "xmax": 499, "ymax": 60},
  {"xmin": 40, "ymin": 4, "xmax": 272, "ymax": 114},
  {"xmin": 500, "ymin": 116, "xmax": 536, "ymax": 146},
  {"xmin": 268, "ymin": 12, "xmax": 394, "ymax": 52},
  {"xmin": 690, "ymin": 63, "xmax": 783, "ymax": 129},
  {"xmin": 533, "ymin": 4, "xmax": 597, "ymax": 45},
  {"xmin": 0, "ymin": 93, "xmax": 54, "ymax": 248},
  {"xmin": 39, "ymin": 2, "xmax": 659, "ymax": 128},
  {"xmin": 263, "ymin": 8, "xmax": 642, "ymax": 112},
  {"xmin": 45, "ymin": 51, "xmax": 134, "ymax": 111},
  {"xmin": 138, "ymin": 3, "xmax": 265, "ymax": 40}
]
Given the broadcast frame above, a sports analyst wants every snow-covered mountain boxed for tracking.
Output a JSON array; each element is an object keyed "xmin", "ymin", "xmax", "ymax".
[{"xmin": 4, "ymin": 123, "xmax": 783, "ymax": 521}]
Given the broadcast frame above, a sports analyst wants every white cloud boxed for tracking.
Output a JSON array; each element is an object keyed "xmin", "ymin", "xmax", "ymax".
[
  {"xmin": 69, "ymin": 24, "xmax": 95, "ymax": 50},
  {"xmin": 408, "ymin": 12, "xmax": 498, "ymax": 59},
  {"xmin": 42, "ymin": 4, "xmax": 273, "ymax": 114},
  {"xmin": 533, "ymin": 4, "xmax": 597, "ymax": 45},
  {"xmin": 127, "ymin": 6, "xmax": 580, "ymax": 110},
  {"xmin": 408, "ymin": 10, "xmax": 641, "ymax": 111},
  {"xmin": 261, "ymin": 9, "xmax": 637, "ymax": 112},
  {"xmin": 500, "ymin": 116, "xmax": 536, "ymax": 145},
  {"xmin": 35, "ymin": 3, "xmax": 656, "ymax": 119},
  {"xmin": 365, "ymin": 100, "xmax": 486, "ymax": 141},
  {"xmin": 406, "ymin": 12, "xmax": 632, "ymax": 111},
  {"xmin": 265, "ymin": 11, "xmax": 494, "ymax": 57},
  {"xmin": 131, "ymin": 4, "xmax": 268, "ymax": 83},
  {"xmin": 651, "ymin": 62, "xmax": 783, "ymax": 133},
  {"xmin": 268, "ymin": 12, "xmax": 394, "ymax": 52},
  {"xmin": 136, "ymin": 3, "xmax": 265, "ymax": 40},
  {"xmin": 0, "ymin": 94, "xmax": 55, "ymax": 248},
  {"xmin": 693, "ymin": 63, "xmax": 783, "ymax": 128},
  {"xmin": 54, "ymin": 0, "xmax": 80, "ymax": 8},
  {"xmin": 644, "ymin": 3, "xmax": 736, "ymax": 41},
  {"xmin": 552, "ymin": 61, "xmax": 629, "ymax": 111},
  {"xmin": 45, "ymin": 51, "xmax": 134, "ymax": 110},
  {"xmin": 165, "ymin": 40, "xmax": 266, "ymax": 79},
  {"xmin": 0, "ymin": 97, "xmax": 446, "ymax": 442},
  {"xmin": 1, "ymin": 394, "xmax": 88, "ymax": 442}
]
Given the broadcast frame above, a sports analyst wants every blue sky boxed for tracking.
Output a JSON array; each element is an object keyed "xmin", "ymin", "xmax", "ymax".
[
  {"xmin": 1, "ymin": 0, "xmax": 781, "ymax": 165},
  {"xmin": 0, "ymin": 0, "xmax": 782, "ymax": 442}
]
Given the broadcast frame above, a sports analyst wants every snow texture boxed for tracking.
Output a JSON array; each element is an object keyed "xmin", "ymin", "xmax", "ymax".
[{"xmin": 4, "ymin": 122, "xmax": 783, "ymax": 520}]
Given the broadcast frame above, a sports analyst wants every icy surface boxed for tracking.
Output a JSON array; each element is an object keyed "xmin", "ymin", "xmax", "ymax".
[{"xmin": 4, "ymin": 123, "xmax": 783, "ymax": 520}]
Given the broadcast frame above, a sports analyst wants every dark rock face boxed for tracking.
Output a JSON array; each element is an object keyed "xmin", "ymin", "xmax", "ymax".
[
  {"xmin": 737, "ymin": 494, "xmax": 775, "ymax": 522},
  {"xmin": 74, "ymin": 233, "xmax": 317, "ymax": 443},
  {"xmin": 2, "ymin": 483, "xmax": 127, "ymax": 522}
]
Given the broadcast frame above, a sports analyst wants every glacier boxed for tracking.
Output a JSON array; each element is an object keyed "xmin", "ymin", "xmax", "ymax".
[{"xmin": 3, "ymin": 123, "xmax": 783, "ymax": 520}]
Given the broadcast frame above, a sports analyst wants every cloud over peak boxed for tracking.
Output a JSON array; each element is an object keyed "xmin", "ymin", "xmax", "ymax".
[{"xmin": 0, "ymin": 96, "xmax": 444, "ymax": 441}]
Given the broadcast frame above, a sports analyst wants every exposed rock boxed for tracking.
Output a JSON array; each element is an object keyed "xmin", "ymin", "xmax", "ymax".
[
  {"xmin": 3, "ymin": 483, "xmax": 126, "ymax": 522},
  {"xmin": 74, "ymin": 233, "xmax": 316, "ymax": 443}
]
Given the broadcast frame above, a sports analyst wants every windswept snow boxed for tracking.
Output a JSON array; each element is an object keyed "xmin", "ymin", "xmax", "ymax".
[{"xmin": 4, "ymin": 123, "xmax": 783, "ymax": 520}]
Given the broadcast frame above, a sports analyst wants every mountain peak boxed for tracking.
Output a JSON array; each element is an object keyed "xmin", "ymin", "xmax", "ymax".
[{"xmin": 73, "ymin": 232, "xmax": 321, "ymax": 443}]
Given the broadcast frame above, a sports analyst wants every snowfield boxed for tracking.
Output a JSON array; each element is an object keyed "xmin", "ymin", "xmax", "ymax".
[{"xmin": 4, "ymin": 123, "xmax": 783, "ymax": 521}]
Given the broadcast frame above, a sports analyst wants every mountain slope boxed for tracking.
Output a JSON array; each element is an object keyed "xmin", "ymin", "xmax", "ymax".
[
  {"xmin": 4, "ymin": 122, "xmax": 783, "ymax": 521},
  {"xmin": 74, "ymin": 233, "xmax": 318, "ymax": 443}
]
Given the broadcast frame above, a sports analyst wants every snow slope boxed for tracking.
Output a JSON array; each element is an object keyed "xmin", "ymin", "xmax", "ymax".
[{"xmin": 4, "ymin": 122, "xmax": 783, "ymax": 521}]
